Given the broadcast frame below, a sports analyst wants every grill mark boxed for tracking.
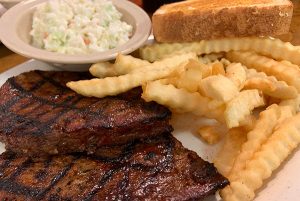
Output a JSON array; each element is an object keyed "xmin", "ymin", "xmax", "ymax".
[
  {"xmin": 82, "ymin": 166, "xmax": 123, "ymax": 201},
  {"xmin": 17, "ymin": 100, "xmax": 37, "ymax": 113},
  {"xmin": 9, "ymin": 159, "xmax": 32, "ymax": 180},
  {"xmin": 83, "ymin": 135, "xmax": 175, "ymax": 200},
  {"xmin": 117, "ymin": 170, "xmax": 130, "ymax": 199},
  {"xmin": 32, "ymin": 109, "xmax": 70, "ymax": 136},
  {"xmin": 0, "ymin": 161, "xmax": 12, "ymax": 174},
  {"xmin": 28, "ymin": 79, "xmax": 47, "ymax": 92},
  {"xmin": 34, "ymin": 95, "xmax": 76, "ymax": 119},
  {"xmin": 8, "ymin": 78, "xmax": 76, "ymax": 109},
  {"xmin": 0, "ymin": 179, "xmax": 42, "ymax": 197},
  {"xmin": 69, "ymin": 96, "xmax": 84, "ymax": 105},
  {"xmin": 6, "ymin": 75, "xmax": 166, "ymax": 128},
  {"xmin": 8, "ymin": 78, "xmax": 104, "ymax": 115},
  {"xmin": 35, "ymin": 71, "xmax": 67, "ymax": 92},
  {"xmin": 0, "ymin": 153, "xmax": 16, "ymax": 177},
  {"xmin": 0, "ymin": 96, "xmax": 21, "ymax": 113},
  {"xmin": 6, "ymin": 79, "xmax": 81, "ymax": 136},
  {"xmin": 34, "ymin": 157, "xmax": 53, "ymax": 181},
  {"xmin": 127, "ymin": 135, "xmax": 175, "ymax": 174},
  {"xmin": 82, "ymin": 141, "xmax": 138, "ymax": 200},
  {"xmin": 0, "ymin": 112, "xmax": 46, "ymax": 135},
  {"xmin": 33, "ymin": 94, "xmax": 82, "ymax": 120},
  {"xmin": 0, "ymin": 156, "xmax": 79, "ymax": 198},
  {"xmin": 0, "ymin": 135, "xmax": 176, "ymax": 200},
  {"xmin": 36, "ymin": 156, "xmax": 80, "ymax": 200}
]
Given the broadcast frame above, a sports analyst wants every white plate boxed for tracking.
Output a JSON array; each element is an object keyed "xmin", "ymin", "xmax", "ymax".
[{"xmin": 1, "ymin": 60, "xmax": 300, "ymax": 201}]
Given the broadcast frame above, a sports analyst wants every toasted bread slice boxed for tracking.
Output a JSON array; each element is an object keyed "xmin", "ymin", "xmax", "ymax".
[{"xmin": 153, "ymin": 0, "xmax": 293, "ymax": 42}]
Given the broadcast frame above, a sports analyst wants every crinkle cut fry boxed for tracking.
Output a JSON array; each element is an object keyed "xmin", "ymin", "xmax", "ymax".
[
  {"xmin": 90, "ymin": 55, "xmax": 151, "ymax": 78},
  {"xmin": 228, "ymin": 104, "xmax": 281, "ymax": 179},
  {"xmin": 225, "ymin": 63, "xmax": 247, "ymax": 89},
  {"xmin": 200, "ymin": 75, "xmax": 239, "ymax": 102},
  {"xmin": 221, "ymin": 113, "xmax": 300, "ymax": 201},
  {"xmin": 244, "ymin": 68, "xmax": 298, "ymax": 99},
  {"xmin": 142, "ymin": 80, "xmax": 225, "ymax": 122},
  {"xmin": 197, "ymin": 125, "xmax": 221, "ymax": 145},
  {"xmin": 243, "ymin": 77, "xmax": 298, "ymax": 99},
  {"xmin": 213, "ymin": 127, "xmax": 247, "ymax": 177},
  {"xmin": 89, "ymin": 62, "xmax": 118, "ymax": 78},
  {"xmin": 67, "ymin": 53, "xmax": 197, "ymax": 98},
  {"xmin": 140, "ymin": 37, "xmax": 300, "ymax": 65},
  {"xmin": 279, "ymin": 95, "xmax": 300, "ymax": 114},
  {"xmin": 226, "ymin": 51, "xmax": 300, "ymax": 92},
  {"xmin": 224, "ymin": 89, "xmax": 265, "ymax": 128}
]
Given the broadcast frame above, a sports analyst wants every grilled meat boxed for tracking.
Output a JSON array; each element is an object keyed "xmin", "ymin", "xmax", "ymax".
[
  {"xmin": 0, "ymin": 134, "xmax": 228, "ymax": 201},
  {"xmin": 0, "ymin": 71, "xmax": 172, "ymax": 157}
]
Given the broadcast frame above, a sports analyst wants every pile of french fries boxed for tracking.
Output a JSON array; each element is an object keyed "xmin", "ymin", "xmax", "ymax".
[{"xmin": 67, "ymin": 37, "xmax": 300, "ymax": 201}]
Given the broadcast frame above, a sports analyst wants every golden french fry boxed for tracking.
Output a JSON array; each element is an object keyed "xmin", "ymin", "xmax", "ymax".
[
  {"xmin": 213, "ymin": 127, "xmax": 247, "ymax": 177},
  {"xmin": 239, "ymin": 114, "xmax": 257, "ymax": 131},
  {"xmin": 197, "ymin": 125, "xmax": 221, "ymax": 145},
  {"xmin": 199, "ymin": 63, "xmax": 213, "ymax": 78},
  {"xmin": 225, "ymin": 90, "xmax": 265, "ymax": 128},
  {"xmin": 200, "ymin": 75, "xmax": 239, "ymax": 102},
  {"xmin": 228, "ymin": 104, "xmax": 281, "ymax": 178},
  {"xmin": 90, "ymin": 54, "xmax": 151, "ymax": 78},
  {"xmin": 226, "ymin": 51, "xmax": 300, "ymax": 92},
  {"xmin": 243, "ymin": 77, "xmax": 297, "ymax": 99},
  {"xmin": 221, "ymin": 113, "xmax": 300, "ymax": 201},
  {"xmin": 208, "ymin": 99, "xmax": 226, "ymax": 110},
  {"xmin": 115, "ymin": 54, "xmax": 151, "ymax": 73},
  {"xmin": 280, "ymin": 60, "xmax": 300, "ymax": 71},
  {"xmin": 211, "ymin": 61, "xmax": 226, "ymax": 75},
  {"xmin": 245, "ymin": 68, "xmax": 298, "ymax": 99},
  {"xmin": 225, "ymin": 63, "xmax": 247, "ymax": 89},
  {"xmin": 142, "ymin": 80, "xmax": 225, "ymax": 121},
  {"xmin": 244, "ymin": 78, "xmax": 276, "ymax": 91},
  {"xmin": 140, "ymin": 37, "xmax": 300, "ymax": 65},
  {"xmin": 89, "ymin": 62, "xmax": 118, "ymax": 78},
  {"xmin": 279, "ymin": 95, "xmax": 300, "ymax": 114},
  {"xmin": 276, "ymin": 105, "xmax": 294, "ymax": 126},
  {"xmin": 175, "ymin": 59, "xmax": 203, "ymax": 92},
  {"xmin": 67, "ymin": 53, "xmax": 197, "ymax": 98}
]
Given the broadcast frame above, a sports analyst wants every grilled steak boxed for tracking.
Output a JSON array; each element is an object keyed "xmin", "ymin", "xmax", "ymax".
[
  {"xmin": 0, "ymin": 71, "xmax": 172, "ymax": 156},
  {"xmin": 0, "ymin": 134, "xmax": 228, "ymax": 201}
]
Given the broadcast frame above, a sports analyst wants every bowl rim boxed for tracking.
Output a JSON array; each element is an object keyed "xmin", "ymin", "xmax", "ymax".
[{"xmin": 0, "ymin": 0, "xmax": 151, "ymax": 64}]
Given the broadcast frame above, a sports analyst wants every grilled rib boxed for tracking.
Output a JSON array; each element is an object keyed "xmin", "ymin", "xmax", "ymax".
[
  {"xmin": 0, "ymin": 134, "xmax": 228, "ymax": 201},
  {"xmin": 0, "ymin": 71, "xmax": 172, "ymax": 156}
]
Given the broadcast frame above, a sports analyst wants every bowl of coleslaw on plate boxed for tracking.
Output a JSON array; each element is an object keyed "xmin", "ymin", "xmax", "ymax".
[{"xmin": 0, "ymin": 0, "xmax": 151, "ymax": 71}]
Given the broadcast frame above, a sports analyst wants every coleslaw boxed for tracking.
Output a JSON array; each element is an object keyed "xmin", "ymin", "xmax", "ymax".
[{"xmin": 30, "ymin": 0, "xmax": 133, "ymax": 54}]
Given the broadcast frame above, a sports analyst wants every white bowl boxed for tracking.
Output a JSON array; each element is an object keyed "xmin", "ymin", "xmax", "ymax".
[
  {"xmin": 0, "ymin": 0, "xmax": 24, "ymax": 9},
  {"xmin": 0, "ymin": 0, "xmax": 151, "ymax": 71}
]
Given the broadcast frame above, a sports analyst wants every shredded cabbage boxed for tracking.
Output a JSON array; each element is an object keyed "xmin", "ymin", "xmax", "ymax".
[{"xmin": 30, "ymin": 0, "xmax": 133, "ymax": 54}]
